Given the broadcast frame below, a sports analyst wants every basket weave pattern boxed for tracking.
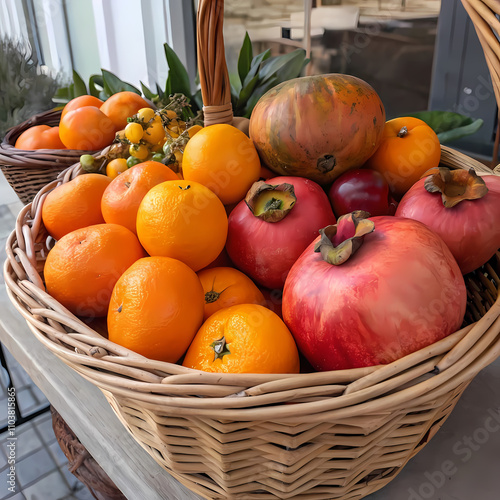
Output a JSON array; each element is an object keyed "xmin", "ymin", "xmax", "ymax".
[
  {"xmin": 4, "ymin": 145, "xmax": 500, "ymax": 499},
  {"xmin": 0, "ymin": 109, "xmax": 98, "ymax": 204}
]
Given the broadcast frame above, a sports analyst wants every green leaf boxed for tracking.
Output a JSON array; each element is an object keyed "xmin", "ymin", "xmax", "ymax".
[
  {"xmin": 238, "ymin": 32, "xmax": 253, "ymax": 84},
  {"xmin": 437, "ymin": 119, "xmax": 484, "ymax": 143},
  {"xmin": 193, "ymin": 89, "xmax": 203, "ymax": 111},
  {"xmin": 235, "ymin": 74, "xmax": 259, "ymax": 115},
  {"xmin": 243, "ymin": 80, "xmax": 279, "ymax": 117},
  {"xmin": 52, "ymin": 86, "xmax": 73, "ymax": 104},
  {"xmin": 72, "ymin": 70, "xmax": 88, "ymax": 96},
  {"xmin": 164, "ymin": 74, "xmax": 172, "ymax": 96},
  {"xmin": 88, "ymin": 74, "xmax": 104, "ymax": 97},
  {"xmin": 259, "ymin": 49, "xmax": 307, "ymax": 85},
  {"xmin": 140, "ymin": 81, "xmax": 156, "ymax": 101},
  {"xmin": 164, "ymin": 42, "xmax": 192, "ymax": 97},
  {"xmin": 408, "ymin": 111, "xmax": 484, "ymax": 144},
  {"xmin": 101, "ymin": 69, "xmax": 141, "ymax": 97},
  {"xmin": 243, "ymin": 49, "xmax": 271, "ymax": 88}
]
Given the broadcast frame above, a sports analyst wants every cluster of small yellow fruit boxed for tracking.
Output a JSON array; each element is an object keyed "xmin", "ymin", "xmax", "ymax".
[{"xmin": 106, "ymin": 107, "xmax": 203, "ymax": 179}]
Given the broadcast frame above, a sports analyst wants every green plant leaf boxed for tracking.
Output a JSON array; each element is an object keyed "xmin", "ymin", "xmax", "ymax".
[
  {"xmin": 437, "ymin": 119, "xmax": 484, "ymax": 143},
  {"xmin": 101, "ymin": 69, "xmax": 141, "ymax": 97},
  {"xmin": 408, "ymin": 111, "xmax": 484, "ymax": 144},
  {"xmin": 193, "ymin": 89, "xmax": 203, "ymax": 111},
  {"xmin": 243, "ymin": 80, "xmax": 279, "ymax": 117},
  {"xmin": 88, "ymin": 74, "xmax": 104, "ymax": 97},
  {"xmin": 140, "ymin": 81, "xmax": 156, "ymax": 101},
  {"xmin": 53, "ymin": 86, "xmax": 73, "ymax": 103},
  {"xmin": 164, "ymin": 42, "xmax": 192, "ymax": 97},
  {"xmin": 259, "ymin": 49, "xmax": 307, "ymax": 85},
  {"xmin": 238, "ymin": 32, "xmax": 253, "ymax": 84},
  {"xmin": 235, "ymin": 74, "xmax": 259, "ymax": 115},
  {"xmin": 72, "ymin": 70, "xmax": 88, "ymax": 96},
  {"xmin": 243, "ymin": 49, "xmax": 271, "ymax": 88}
]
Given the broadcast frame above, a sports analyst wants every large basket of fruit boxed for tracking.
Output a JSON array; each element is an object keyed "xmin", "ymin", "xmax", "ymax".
[{"xmin": 4, "ymin": 0, "xmax": 500, "ymax": 499}]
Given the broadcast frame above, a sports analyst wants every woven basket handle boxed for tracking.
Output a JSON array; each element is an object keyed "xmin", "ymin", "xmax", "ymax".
[{"xmin": 197, "ymin": 0, "xmax": 234, "ymax": 127}]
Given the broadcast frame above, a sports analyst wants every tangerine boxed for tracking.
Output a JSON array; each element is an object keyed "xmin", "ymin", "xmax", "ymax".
[
  {"xmin": 365, "ymin": 117, "xmax": 441, "ymax": 198},
  {"xmin": 197, "ymin": 267, "xmax": 266, "ymax": 320},
  {"xmin": 44, "ymin": 224, "xmax": 145, "ymax": 317},
  {"xmin": 59, "ymin": 106, "xmax": 116, "ymax": 150},
  {"xmin": 101, "ymin": 161, "xmax": 178, "ymax": 234},
  {"xmin": 108, "ymin": 256, "xmax": 204, "ymax": 363},
  {"xmin": 42, "ymin": 174, "xmax": 111, "ymax": 240},
  {"xmin": 100, "ymin": 91, "xmax": 152, "ymax": 130},
  {"xmin": 61, "ymin": 95, "xmax": 104, "ymax": 120},
  {"xmin": 182, "ymin": 304, "xmax": 300, "ymax": 374},
  {"xmin": 182, "ymin": 124, "xmax": 261, "ymax": 205},
  {"xmin": 14, "ymin": 125, "xmax": 66, "ymax": 150},
  {"xmin": 136, "ymin": 180, "xmax": 228, "ymax": 271}
]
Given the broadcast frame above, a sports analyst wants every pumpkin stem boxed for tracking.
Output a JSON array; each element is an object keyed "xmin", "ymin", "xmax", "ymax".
[
  {"xmin": 424, "ymin": 167, "xmax": 488, "ymax": 208},
  {"xmin": 314, "ymin": 211, "xmax": 374, "ymax": 265},
  {"xmin": 397, "ymin": 126, "xmax": 408, "ymax": 138},
  {"xmin": 245, "ymin": 181, "xmax": 296, "ymax": 222},
  {"xmin": 210, "ymin": 336, "xmax": 231, "ymax": 361}
]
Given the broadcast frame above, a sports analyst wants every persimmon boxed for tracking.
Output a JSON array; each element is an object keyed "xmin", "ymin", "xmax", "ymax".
[
  {"xmin": 182, "ymin": 304, "xmax": 300, "ymax": 374},
  {"xmin": 197, "ymin": 267, "xmax": 266, "ymax": 320},
  {"xmin": 42, "ymin": 174, "xmax": 111, "ymax": 240},
  {"xmin": 108, "ymin": 256, "xmax": 204, "ymax": 363},
  {"xmin": 365, "ymin": 117, "xmax": 441, "ymax": 198},
  {"xmin": 100, "ymin": 91, "xmax": 152, "ymax": 130},
  {"xmin": 14, "ymin": 125, "xmax": 66, "ymax": 150},
  {"xmin": 136, "ymin": 180, "xmax": 228, "ymax": 271},
  {"xmin": 61, "ymin": 95, "xmax": 104, "ymax": 120},
  {"xmin": 44, "ymin": 224, "xmax": 145, "ymax": 317},
  {"xmin": 182, "ymin": 124, "xmax": 261, "ymax": 205},
  {"xmin": 59, "ymin": 106, "xmax": 116, "ymax": 150},
  {"xmin": 101, "ymin": 161, "xmax": 178, "ymax": 234}
]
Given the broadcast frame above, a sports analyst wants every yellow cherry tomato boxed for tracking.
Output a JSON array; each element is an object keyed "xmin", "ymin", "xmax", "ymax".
[
  {"xmin": 129, "ymin": 143, "xmax": 149, "ymax": 160},
  {"xmin": 106, "ymin": 158, "xmax": 128, "ymax": 179},
  {"xmin": 125, "ymin": 122, "xmax": 144, "ymax": 143},
  {"xmin": 137, "ymin": 107, "xmax": 155, "ymax": 123},
  {"xmin": 143, "ymin": 121, "xmax": 165, "ymax": 144}
]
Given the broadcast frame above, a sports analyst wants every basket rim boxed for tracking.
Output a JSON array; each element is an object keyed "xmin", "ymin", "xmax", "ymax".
[{"xmin": 3, "ymin": 144, "xmax": 500, "ymax": 422}]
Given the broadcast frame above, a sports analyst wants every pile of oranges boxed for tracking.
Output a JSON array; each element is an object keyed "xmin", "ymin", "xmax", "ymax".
[{"xmin": 41, "ymin": 123, "xmax": 300, "ymax": 375}]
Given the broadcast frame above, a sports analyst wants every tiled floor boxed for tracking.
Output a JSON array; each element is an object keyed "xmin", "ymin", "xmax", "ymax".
[{"xmin": 0, "ymin": 171, "xmax": 95, "ymax": 500}]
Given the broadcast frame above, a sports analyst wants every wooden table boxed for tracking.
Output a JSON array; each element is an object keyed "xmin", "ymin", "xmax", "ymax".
[{"xmin": 1, "ymin": 283, "xmax": 499, "ymax": 500}]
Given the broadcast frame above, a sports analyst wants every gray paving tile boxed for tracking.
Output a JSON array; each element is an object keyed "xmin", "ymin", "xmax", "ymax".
[
  {"xmin": 16, "ymin": 447, "xmax": 55, "ymax": 487},
  {"xmin": 61, "ymin": 467, "xmax": 80, "ymax": 492},
  {"xmin": 15, "ymin": 426, "xmax": 43, "ymax": 461},
  {"xmin": 0, "ymin": 465, "xmax": 21, "ymax": 499},
  {"xmin": 34, "ymin": 415, "xmax": 55, "ymax": 445},
  {"xmin": 15, "ymin": 389, "xmax": 37, "ymax": 415},
  {"xmin": 65, "ymin": 483, "xmax": 94, "ymax": 500},
  {"xmin": 48, "ymin": 441, "xmax": 69, "ymax": 468},
  {"xmin": 29, "ymin": 386, "xmax": 47, "ymax": 408},
  {"xmin": 22, "ymin": 469, "xmax": 72, "ymax": 500},
  {"xmin": 0, "ymin": 172, "xmax": 21, "ymax": 206}
]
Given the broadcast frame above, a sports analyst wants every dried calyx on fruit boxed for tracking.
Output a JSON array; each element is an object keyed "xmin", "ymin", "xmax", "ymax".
[
  {"xmin": 244, "ymin": 181, "xmax": 296, "ymax": 222},
  {"xmin": 424, "ymin": 167, "xmax": 488, "ymax": 208},
  {"xmin": 314, "ymin": 211, "xmax": 374, "ymax": 266}
]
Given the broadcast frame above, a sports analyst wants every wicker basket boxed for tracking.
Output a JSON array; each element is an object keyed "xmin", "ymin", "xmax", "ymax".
[
  {"xmin": 0, "ymin": 109, "xmax": 99, "ymax": 205},
  {"xmin": 4, "ymin": 1, "xmax": 500, "ymax": 499}
]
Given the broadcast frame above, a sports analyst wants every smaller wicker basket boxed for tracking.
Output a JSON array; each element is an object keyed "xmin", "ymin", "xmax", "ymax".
[{"xmin": 0, "ymin": 109, "xmax": 99, "ymax": 205}]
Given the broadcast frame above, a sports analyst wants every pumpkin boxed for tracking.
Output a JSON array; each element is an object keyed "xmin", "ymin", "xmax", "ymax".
[{"xmin": 249, "ymin": 74, "xmax": 386, "ymax": 185}]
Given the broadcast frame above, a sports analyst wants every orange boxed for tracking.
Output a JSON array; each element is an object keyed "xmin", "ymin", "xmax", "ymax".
[
  {"xmin": 108, "ymin": 256, "xmax": 204, "ymax": 363},
  {"xmin": 197, "ymin": 267, "xmax": 266, "ymax": 320},
  {"xmin": 44, "ymin": 224, "xmax": 145, "ymax": 317},
  {"xmin": 182, "ymin": 124, "xmax": 261, "ymax": 205},
  {"xmin": 42, "ymin": 174, "xmax": 111, "ymax": 240},
  {"xmin": 182, "ymin": 304, "xmax": 300, "ymax": 374},
  {"xmin": 101, "ymin": 161, "xmax": 178, "ymax": 234},
  {"xmin": 136, "ymin": 180, "xmax": 228, "ymax": 271},
  {"xmin": 105, "ymin": 158, "xmax": 128, "ymax": 179},
  {"xmin": 100, "ymin": 91, "xmax": 152, "ymax": 130},
  {"xmin": 365, "ymin": 117, "xmax": 441, "ymax": 198},
  {"xmin": 61, "ymin": 95, "xmax": 104, "ymax": 120},
  {"xmin": 14, "ymin": 125, "xmax": 66, "ymax": 150},
  {"xmin": 59, "ymin": 106, "xmax": 116, "ymax": 150}
]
